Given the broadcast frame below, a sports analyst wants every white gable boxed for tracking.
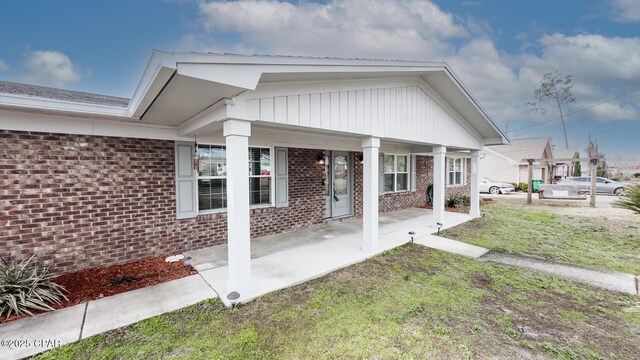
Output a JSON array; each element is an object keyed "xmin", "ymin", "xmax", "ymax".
[{"xmin": 243, "ymin": 80, "xmax": 481, "ymax": 149}]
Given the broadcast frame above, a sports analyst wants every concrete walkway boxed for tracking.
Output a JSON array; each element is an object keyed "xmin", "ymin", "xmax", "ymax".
[
  {"xmin": 191, "ymin": 208, "xmax": 473, "ymax": 306},
  {"xmin": 0, "ymin": 275, "xmax": 218, "ymax": 360},
  {"xmin": 3, "ymin": 207, "xmax": 636, "ymax": 359},
  {"xmin": 480, "ymin": 252, "xmax": 639, "ymax": 295}
]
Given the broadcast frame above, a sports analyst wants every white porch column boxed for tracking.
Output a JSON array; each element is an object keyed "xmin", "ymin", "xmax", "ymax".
[
  {"xmin": 224, "ymin": 119, "xmax": 252, "ymax": 296},
  {"xmin": 361, "ymin": 136, "xmax": 380, "ymax": 252},
  {"xmin": 432, "ymin": 146, "xmax": 446, "ymax": 226},
  {"xmin": 469, "ymin": 150, "xmax": 481, "ymax": 218}
]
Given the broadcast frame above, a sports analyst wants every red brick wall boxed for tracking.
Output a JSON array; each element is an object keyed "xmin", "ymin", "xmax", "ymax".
[
  {"xmin": 353, "ymin": 154, "xmax": 471, "ymax": 215},
  {"xmin": 0, "ymin": 130, "xmax": 324, "ymax": 274}
]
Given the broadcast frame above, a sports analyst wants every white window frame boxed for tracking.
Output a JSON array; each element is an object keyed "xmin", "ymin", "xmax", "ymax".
[
  {"xmin": 197, "ymin": 144, "xmax": 274, "ymax": 214},
  {"xmin": 383, "ymin": 154, "xmax": 410, "ymax": 193},
  {"xmin": 447, "ymin": 157, "xmax": 466, "ymax": 187}
]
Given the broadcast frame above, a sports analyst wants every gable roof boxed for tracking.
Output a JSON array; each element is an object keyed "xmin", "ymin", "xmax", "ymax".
[
  {"xmin": 553, "ymin": 148, "xmax": 579, "ymax": 161},
  {"xmin": 0, "ymin": 51, "xmax": 508, "ymax": 146},
  {"xmin": 487, "ymin": 137, "xmax": 551, "ymax": 162},
  {"xmin": 0, "ymin": 80, "xmax": 129, "ymax": 108}
]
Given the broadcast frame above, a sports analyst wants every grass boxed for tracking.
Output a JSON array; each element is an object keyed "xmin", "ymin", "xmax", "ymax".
[
  {"xmin": 441, "ymin": 202, "xmax": 640, "ymax": 275},
  {"xmin": 37, "ymin": 245, "xmax": 639, "ymax": 359}
]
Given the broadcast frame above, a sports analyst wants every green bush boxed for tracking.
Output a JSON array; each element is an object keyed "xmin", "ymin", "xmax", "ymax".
[
  {"xmin": 0, "ymin": 255, "xmax": 67, "ymax": 318},
  {"xmin": 614, "ymin": 183, "xmax": 640, "ymax": 214},
  {"xmin": 517, "ymin": 182, "xmax": 528, "ymax": 192},
  {"xmin": 445, "ymin": 195, "xmax": 471, "ymax": 208}
]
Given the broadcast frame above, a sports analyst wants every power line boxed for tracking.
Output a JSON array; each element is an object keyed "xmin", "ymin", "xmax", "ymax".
[{"xmin": 507, "ymin": 87, "xmax": 640, "ymax": 134}]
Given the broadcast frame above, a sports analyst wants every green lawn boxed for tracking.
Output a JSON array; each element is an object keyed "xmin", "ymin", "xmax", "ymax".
[
  {"xmin": 441, "ymin": 202, "xmax": 640, "ymax": 275},
  {"xmin": 38, "ymin": 245, "xmax": 639, "ymax": 360}
]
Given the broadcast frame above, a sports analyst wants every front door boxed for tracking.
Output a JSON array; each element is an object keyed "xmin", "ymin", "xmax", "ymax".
[{"xmin": 325, "ymin": 151, "xmax": 352, "ymax": 218}]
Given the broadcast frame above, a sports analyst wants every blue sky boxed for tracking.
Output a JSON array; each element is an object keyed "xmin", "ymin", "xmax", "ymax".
[{"xmin": 1, "ymin": 0, "xmax": 639, "ymax": 161}]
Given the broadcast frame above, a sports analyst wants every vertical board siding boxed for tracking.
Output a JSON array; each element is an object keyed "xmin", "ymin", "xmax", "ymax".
[{"xmin": 245, "ymin": 85, "xmax": 480, "ymax": 148}]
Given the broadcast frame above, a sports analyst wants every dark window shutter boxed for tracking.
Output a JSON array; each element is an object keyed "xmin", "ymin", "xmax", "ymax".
[
  {"xmin": 175, "ymin": 141, "xmax": 198, "ymax": 219},
  {"xmin": 275, "ymin": 147, "xmax": 289, "ymax": 208}
]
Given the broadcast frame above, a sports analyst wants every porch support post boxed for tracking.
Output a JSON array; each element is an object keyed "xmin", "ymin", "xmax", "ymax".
[
  {"xmin": 469, "ymin": 149, "xmax": 481, "ymax": 218},
  {"xmin": 361, "ymin": 136, "xmax": 380, "ymax": 252},
  {"xmin": 224, "ymin": 119, "xmax": 252, "ymax": 296},
  {"xmin": 432, "ymin": 146, "xmax": 446, "ymax": 226}
]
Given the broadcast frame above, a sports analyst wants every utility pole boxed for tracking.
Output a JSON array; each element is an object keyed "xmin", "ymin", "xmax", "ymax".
[
  {"xmin": 590, "ymin": 158, "xmax": 598, "ymax": 207},
  {"xmin": 527, "ymin": 159, "xmax": 534, "ymax": 205}
]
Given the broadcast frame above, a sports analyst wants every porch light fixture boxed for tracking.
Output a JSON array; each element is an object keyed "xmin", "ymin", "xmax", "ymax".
[
  {"xmin": 436, "ymin": 222, "xmax": 443, "ymax": 235},
  {"xmin": 590, "ymin": 158, "xmax": 599, "ymax": 166},
  {"xmin": 408, "ymin": 231, "xmax": 416, "ymax": 243},
  {"xmin": 316, "ymin": 152, "xmax": 325, "ymax": 166},
  {"xmin": 527, "ymin": 159, "xmax": 534, "ymax": 166},
  {"xmin": 355, "ymin": 153, "xmax": 364, "ymax": 164}
]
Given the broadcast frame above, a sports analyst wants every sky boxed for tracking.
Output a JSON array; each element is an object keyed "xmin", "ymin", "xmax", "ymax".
[{"xmin": 0, "ymin": 0, "xmax": 639, "ymax": 161}]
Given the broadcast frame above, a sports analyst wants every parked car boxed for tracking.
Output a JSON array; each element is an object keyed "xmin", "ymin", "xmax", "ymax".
[
  {"xmin": 557, "ymin": 176, "xmax": 628, "ymax": 195},
  {"xmin": 479, "ymin": 177, "xmax": 515, "ymax": 195}
]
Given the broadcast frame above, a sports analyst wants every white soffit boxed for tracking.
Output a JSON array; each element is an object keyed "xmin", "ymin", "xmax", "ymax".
[{"xmin": 140, "ymin": 74, "xmax": 246, "ymax": 126}]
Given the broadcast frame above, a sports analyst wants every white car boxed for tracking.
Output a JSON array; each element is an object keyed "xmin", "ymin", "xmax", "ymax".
[{"xmin": 479, "ymin": 177, "xmax": 515, "ymax": 195}]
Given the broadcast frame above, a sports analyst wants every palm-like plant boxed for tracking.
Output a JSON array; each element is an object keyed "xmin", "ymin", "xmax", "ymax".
[
  {"xmin": 614, "ymin": 183, "xmax": 640, "ymax": 214},
  {"xmin": 0, "ymin": 255, "xmax": 67, "ymax": 318}
]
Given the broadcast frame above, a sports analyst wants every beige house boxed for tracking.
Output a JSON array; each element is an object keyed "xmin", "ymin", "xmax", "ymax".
[
  {"xmin": 480, "ymin": 138, "xmax": 554, "ymax": 184},
  {"xmin": 552, "ymin": 149, "xmax": 579, "ymax": 179}
]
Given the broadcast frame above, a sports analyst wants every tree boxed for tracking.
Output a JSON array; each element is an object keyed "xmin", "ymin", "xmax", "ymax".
[
  {"xmin": 527, "ymin": 71, "xmax": 576, "ymax": 150},
  {"xmin": 586, "ymin": 135, "xmax": 607, "ymax": 177},
  {"xmin": 573, "ymin": 155, "xmax": 581, "ymax": 177}
]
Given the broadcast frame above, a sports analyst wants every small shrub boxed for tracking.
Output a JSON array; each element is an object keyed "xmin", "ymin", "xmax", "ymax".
[
  {"xmin": 0, "ymin": 255, "xmax": 67, "ymax": 318},
  {"xmin": 517, "ymin": 182, "xmax": 528, "ymax": 192},
  {"xmin": 445, "ymin": 197, "xmax": 460, "ymax": 208},
  {"xmin": 614, "ymin": 183, "xmax": 640, "ymax": 214}
]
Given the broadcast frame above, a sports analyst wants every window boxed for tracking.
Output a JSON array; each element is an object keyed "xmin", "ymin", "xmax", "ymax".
[
  {"xmin": 197, "ymin": 145, "xmax": 272, "ymax": 212},
  {"xmin": 249, "ymin": 147, "xmax": 271, "ymax": 206},
  {"xmin": 384, "ymin": 154, "xmax": 409, "ymax": 192},
  {"xmin": 447, "ymin": 158, "xmax": 465, "ymax": 186}
]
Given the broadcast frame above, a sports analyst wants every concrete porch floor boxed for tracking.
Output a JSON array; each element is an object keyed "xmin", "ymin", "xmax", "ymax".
[{"xmin": 185, "ymin": 208, "xmax": 477, "ymax": 307}]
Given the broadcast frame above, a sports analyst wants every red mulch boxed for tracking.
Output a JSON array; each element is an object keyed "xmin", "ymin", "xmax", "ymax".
[{"xmin": 1, "ymin": 255, "xmax": 196, "ymax": 324}]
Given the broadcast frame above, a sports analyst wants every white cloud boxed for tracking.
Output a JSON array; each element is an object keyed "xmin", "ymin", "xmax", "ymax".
[
  {"xmin": 610, "ymin": 0, "xmax": 640, "ymax": 22},
  {"xmin": 198, "ymin": 0, "xmax": 467, "ymax": 59},
  {"xmin": 0, "ymin": 59, "xmax": 9, "ymax": 72},
  {"xmin": 191, "ymin": 0, "xmax": 640, "ymax": 128},
  {"xmin": 22, "ymin": 50, "xmax": 82, "ymax": 87}
]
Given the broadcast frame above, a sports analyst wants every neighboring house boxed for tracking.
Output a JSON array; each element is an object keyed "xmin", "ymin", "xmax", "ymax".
[
  {"xmin": 0, "ymin": 52, "xmax": 507, "ymax": 294},
  {"xmin": 552, "ymin": 149, "xmax": 579, "ymax": 179},
  {"xmin": 480, "ymin": 137, "xmax": 553, "ymax": 184}
]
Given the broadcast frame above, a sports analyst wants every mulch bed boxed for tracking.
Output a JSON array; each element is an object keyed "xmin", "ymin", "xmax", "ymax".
[{"xmin": 1, "ymin": 255, "xmax": 196, "ymax": 324}]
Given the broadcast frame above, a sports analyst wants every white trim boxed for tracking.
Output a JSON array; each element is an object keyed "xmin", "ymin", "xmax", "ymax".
[
  {"xmin": 446, "ymin": 157, "xmax": 467, "ymax": 187},
  {"xmin": 195, "ymin": 143, "xmax": 275, "ymax": 213},
  {"xmin": 382, "ymin": 153, "xmax": 410, "ymax": 193}
]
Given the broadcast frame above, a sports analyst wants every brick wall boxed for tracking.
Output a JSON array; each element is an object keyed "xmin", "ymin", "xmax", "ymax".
[
  {"xmin": 0, "ymin": 130, "xmax": 324, "ymax": 274},
  {"xmin": 353, "ymin": 154, "xmax": 471, "ymax": 215}
]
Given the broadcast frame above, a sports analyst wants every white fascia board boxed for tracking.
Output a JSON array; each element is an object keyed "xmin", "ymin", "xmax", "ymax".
[
  {"xmin": 441, "ymin": 65, "xmax": 510, "ymax": 145},
  {"xmin": 165, "ymin": 51, "xmax": 448, "ymax": 68},
  {"xmin": 0, "ymin": 94, "xmax": 130, "ymax": 118},
  {"xmin": 177, "ymin": 98, "xmax": 245, "ymax": 137},
  {"xmin": 416, "ymin": 77, "xmax": 483, "ymax": 143},
  {"xmin": 128, "ymin": 50, "xmax": 179, "ymax": 118},
  {"xmin": 0, "ymin": 109, "xmax": 191, "ymax": 141}
]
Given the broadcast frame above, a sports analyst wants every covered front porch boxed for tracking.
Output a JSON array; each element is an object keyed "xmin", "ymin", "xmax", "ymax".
[{"xmin": 185, "ymin": 207, "xmax": 481, "ymax": 306}]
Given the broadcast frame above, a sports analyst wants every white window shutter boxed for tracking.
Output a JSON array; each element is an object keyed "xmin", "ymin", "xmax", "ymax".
[
  {"xmin": 410, "ymin": 155, "xmax": 417, "ymax": 192},
  {"xmin": 275, "ymin": 147, "xmax": 289, "ymax": 208},
  {"xmin": 175, "ymin": 141, "xmax": 198, "ymax": 219},
  {"xmin": 378, "ymin": 153, "xmax": 385, "ymax": 195}
]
